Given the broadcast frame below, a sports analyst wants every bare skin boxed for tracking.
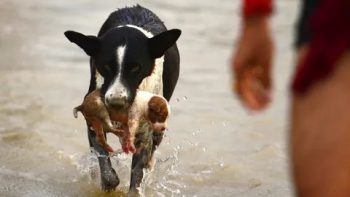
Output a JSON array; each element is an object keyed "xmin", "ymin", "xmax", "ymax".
[
  {"xmin": 291, "ymin": 50, "xmax": 350, "ymax": 197},
  {"xmin": 73, "ymin": 90, "xmax": 124, "ymax": 152},
  {"xmin": 232, "ymin": 14, "xmax": 350, "ymax": 197},
  {"xmin": 232, "ymin": 16, "xmax": 273, "ymax": 110}
]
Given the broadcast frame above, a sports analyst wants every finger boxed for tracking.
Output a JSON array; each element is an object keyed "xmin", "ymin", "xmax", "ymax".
[
  {"xmin": 239, "ymin": 68, "xmax": 271, "ymax": 110},
  {"xmin": 259, "ymin": 40, "xmax": 273, "ymax": 89},
  {"xmin": 252, "ymin": 64, "xmax": 271, "ymax": 91}
]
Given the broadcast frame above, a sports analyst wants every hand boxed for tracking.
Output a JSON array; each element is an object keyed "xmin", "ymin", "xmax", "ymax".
[{"xmin": 231, "ymin": 16, "xmax": 274, "ymax": 110}]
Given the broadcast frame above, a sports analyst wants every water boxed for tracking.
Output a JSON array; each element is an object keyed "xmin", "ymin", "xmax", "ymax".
[{"xmin": 0, "ymin": 0, "xmax": 299, "ymax": 196}]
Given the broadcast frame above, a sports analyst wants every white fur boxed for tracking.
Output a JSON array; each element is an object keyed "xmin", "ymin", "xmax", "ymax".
[
  {"xmin": 122, "ymin": 24, "xmax": 154, "ymax": 38},
  {"xmin": 126, "ymin": 91, "xmax": 169, "ymax": 147},
  {"xmin": 117, "ymin": 45, "xmax": 126, "ymax": 66},
  {"xmin": 138, "ymin": 56, "xmax": 164, "ymax": 95},
  {"xmin": 105, "ymin": 45, "xmax": 129, "ymax": 101},
  {"xmin": 95, "ymin": 70, "xmax": 104, "ymax": 89},
  {"xmin": 152, "ymin": 122, "xmax": 167, "ymax": 132},
  {"xmin": 130, "ymin": 91, "xmax": 156, "ymax": 115}
]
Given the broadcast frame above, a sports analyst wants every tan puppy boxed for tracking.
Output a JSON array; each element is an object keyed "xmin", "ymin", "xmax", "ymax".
[
  {"xmin": 73, "ymin": 90, "xmax": 123, "ymax": 152},
  {"xmin": 125, "ymin": 91, "xmax": 170, "ymax": 153}
]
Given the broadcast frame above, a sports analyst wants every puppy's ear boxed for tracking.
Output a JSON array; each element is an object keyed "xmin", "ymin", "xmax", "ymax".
[
  {"xmin": 148, "ymin": 29, "xmax": 181, "ymax": 58},
  {"xmin": 147, "ymin": 98, "xmax": 157, "ymax": 123},
  {"xmin": 148, "ymin": 98, "xmax": 160, "ymax": 113},
  {"xmin": 64, "ymin": 30, "xmax": 100, "ymax": 56}
]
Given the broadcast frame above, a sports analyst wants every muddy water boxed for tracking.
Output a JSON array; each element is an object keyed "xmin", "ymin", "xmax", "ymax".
[{"xmin": 0, "ymin": 0, "xmax": 299, "ymax": 196}]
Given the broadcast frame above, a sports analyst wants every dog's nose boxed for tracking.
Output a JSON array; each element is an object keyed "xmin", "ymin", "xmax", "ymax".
[{"xmin": 105, "ymin": 93, "xmax": 128, "ymax": 108}]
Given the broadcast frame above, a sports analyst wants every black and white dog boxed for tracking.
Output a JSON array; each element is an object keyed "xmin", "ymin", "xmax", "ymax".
[{"xmin": 64, "ymin": 5, "xmax": 181, "ymax": 194}]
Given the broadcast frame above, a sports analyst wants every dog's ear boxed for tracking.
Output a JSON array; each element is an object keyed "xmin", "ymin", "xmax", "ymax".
[
  {"xmin": 148, "ymin": 29, "xmax": 181, "ymax": 58},
  {"xmin": 64, "ymin": 30, "xmax": 100, "ymax": 56}
]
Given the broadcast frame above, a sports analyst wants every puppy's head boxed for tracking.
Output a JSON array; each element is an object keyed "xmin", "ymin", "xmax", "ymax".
[
  {"xmin": 64, "ymin": 27, "xmax": 181, "ymax": 110},
  {"xmin": 147, "ymin": 95, "xmax": 170, "ymax": 132}
]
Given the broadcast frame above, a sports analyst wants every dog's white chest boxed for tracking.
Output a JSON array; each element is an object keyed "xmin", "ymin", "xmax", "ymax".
[{"xmin": 138, "ymin": 56, "xmax": 164, "ymax": 95}]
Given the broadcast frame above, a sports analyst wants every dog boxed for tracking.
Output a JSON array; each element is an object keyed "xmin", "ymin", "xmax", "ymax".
[{"xmin": 64, "ymin": 4, "xmax": 181, "ymax": 194}]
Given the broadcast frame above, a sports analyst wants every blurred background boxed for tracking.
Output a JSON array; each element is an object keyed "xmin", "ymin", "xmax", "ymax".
[{"xmin": 0, "ymin": 0, "xmax": 299, "ymax": 196}]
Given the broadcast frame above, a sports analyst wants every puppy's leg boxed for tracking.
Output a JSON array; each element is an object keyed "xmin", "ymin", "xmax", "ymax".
[
  {"xmin": 87, "ymin": 123, "xmax": 119, "ymax": 191},
  {"xmin": 149, "ymin": 131, "xmax": 164, "ymax": 169},
  {"xmin": 124, "ymin": 119, "xmax": 139, "ymax": 154},
  {"xmin": 109, "ymin": 128, "xmax": 124, "ymax": 138},
  {"xmin": 104, "ymin": 118, "xmax": 124, "ymax": 138},
  {"xmin": 91, "ymin": 120, "xmax": 114, "ymax": 153},
  {"xmin": 121, "ymin": 126, "xmax": 136, "ymax": 154},
  {"xmin": 128, "ymin": 124, "xmax": 153, "ymax": 196}
]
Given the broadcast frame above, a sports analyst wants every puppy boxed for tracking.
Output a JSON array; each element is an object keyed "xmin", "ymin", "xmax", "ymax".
[
  {"xmin": 125, "ymin": 91, "xmax": 170, "ymax": 153},
  {"xmin": 74, "ymin": 90, "xmax": 170, "ymax": 154},
  {"xmin": 73, "ymin": 90, "xmax": 124, "ymax": 152}
]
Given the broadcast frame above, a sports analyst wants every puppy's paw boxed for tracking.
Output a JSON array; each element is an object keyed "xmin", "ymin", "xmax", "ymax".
[
  {"xmin": 122, "ymin": 141, "xmax": 136, "ymax": 154},
  {"xmin": 103, "ymin": 144, "xmax": 114, "ymax": 153}
]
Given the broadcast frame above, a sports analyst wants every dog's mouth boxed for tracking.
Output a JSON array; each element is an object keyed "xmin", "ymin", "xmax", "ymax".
[{"xmin": 106, "ymin": 99, "xmax": 130, "ymax": 110}]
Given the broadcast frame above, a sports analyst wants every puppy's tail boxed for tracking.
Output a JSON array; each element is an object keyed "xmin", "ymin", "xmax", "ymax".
[{"xmin": 73, "ymin": 105, "xmax": 82, "ymax": 118}]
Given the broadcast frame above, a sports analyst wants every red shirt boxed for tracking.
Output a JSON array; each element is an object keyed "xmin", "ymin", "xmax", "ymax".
[
  {"xmin": 243, "ymin": 0, "xmax": 273, "ymax": 17},
  {"xmin": 292, "ymin": 0, "xmax": 350, "ymax": 94}
]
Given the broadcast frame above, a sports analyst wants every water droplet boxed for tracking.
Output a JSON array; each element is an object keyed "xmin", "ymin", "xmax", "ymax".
[
  {"xmin": 192, "ymin": 129, "xmax": 201, "ymax": 136},
  {"xmin": 222, "ymin": 121, "xmax": 227, "ymax": 127},
  {"xmin": 182, "ymin": 96, "xmax": 188, "ymax": 101},
  {"xmin": 176, "ymin": 98, "xmax": 180, "ymax": 102}
]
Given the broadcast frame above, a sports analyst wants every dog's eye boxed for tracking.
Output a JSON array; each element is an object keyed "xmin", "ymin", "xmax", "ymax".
[
  {"xmin": 130, "ymin": 65, "xmax": 141, "ymax": 73},
  {"xmin": 104, "ymin": 65, "xmax": 112, "ymax": 71}
]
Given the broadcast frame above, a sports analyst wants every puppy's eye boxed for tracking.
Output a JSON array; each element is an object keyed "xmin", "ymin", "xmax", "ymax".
[{"xmin": 130, "ymin": 65, "xmax": 141, "ymax": 73}]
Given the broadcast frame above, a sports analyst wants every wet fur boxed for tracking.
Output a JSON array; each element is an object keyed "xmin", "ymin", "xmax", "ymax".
[
  {"xmin": 126, "ymin": 91, "xmax": 170, "ymax": 154},
  {"xmin": 64, "ymin": 4, "xmax": 181, "ymax": 193},
  {"xmin": 73, "ymin": 90, "xmax": 123, "ymax": 152}
]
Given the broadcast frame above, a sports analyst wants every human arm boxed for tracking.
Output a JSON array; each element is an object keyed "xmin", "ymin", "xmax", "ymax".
[{"xmin": 231, "ymin": 0, "xmax": 274, "ymax": 110}]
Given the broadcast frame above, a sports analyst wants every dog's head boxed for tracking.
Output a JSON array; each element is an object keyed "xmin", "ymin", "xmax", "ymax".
[
  {"xmin": 64, "ymin": 26, "xmax": 181, "ymax": 109},
  {"xmin": 147, "ymin": 95, "xmax": 170, "ymax": 132}
]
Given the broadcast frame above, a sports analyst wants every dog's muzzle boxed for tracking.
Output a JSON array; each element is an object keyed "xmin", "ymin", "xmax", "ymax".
[{"xmin": 105, "ymin": 95, "xmax": 128, "ymax": 109}]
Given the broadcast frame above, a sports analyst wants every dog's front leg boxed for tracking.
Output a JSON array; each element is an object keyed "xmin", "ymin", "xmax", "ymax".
[{"xmin": 87, "ymin": 126, "xmax": 120, "ymax": 191}]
